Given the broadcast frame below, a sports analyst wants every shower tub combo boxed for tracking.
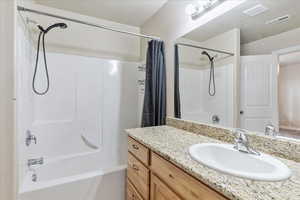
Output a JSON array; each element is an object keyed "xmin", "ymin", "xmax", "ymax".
[{"xmin": 17, "ymin": 5, "xmax": 141, "ymax": 200}]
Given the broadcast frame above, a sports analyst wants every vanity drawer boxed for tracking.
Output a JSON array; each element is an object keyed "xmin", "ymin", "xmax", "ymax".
[
  {"xmin": 128, "ymin": 136, "xmax": 149, "ymax": 166},
  {"xmin": 127, "ymin": 179, "xmax": 144, "ymax": 200},
  {"xmin": 151, "ymin": 153, "xmax": 228, "ymax": 200},
  {"xmin": 128, "ymin": 152, "xmax": 150, "ymax": 200}
]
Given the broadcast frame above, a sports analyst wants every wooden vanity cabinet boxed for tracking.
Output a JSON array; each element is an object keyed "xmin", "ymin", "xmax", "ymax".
[
  {"xmin": 127, "ymin": 136, "xmax": 228, "ymax": 200},
  {"xmin": 150, "ymin": 173, "xmax": 181, "ymax": 200}
]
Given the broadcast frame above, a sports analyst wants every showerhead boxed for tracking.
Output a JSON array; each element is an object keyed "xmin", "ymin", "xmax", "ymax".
[
  {"xmin": 201, "ymin": 51, "xmax": 214, "ymax": 61},
  {"xmin": 37, "ymin": 23, "xmax": 68, "ymax": 34},
  {"xmin": 45, "ymin": 23, "xmax": 67, "ymax": 33}
]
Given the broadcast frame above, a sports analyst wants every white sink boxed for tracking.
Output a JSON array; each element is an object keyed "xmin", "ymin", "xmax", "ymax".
[{"xmin": 189, "ymin": 143, "xmax": 292, "ymax": 181}]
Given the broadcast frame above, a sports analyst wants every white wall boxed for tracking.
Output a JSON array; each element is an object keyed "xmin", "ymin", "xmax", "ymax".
[
  {"xmin": 241, "ymin": 27, "xmax": 300, "ymax": 56},
  {"xmin": 279, "ymin": 64, "xmax": 300, "ymax": 130},
  {"xmin": 0, "ymin": 0, "xmax": 17, "ymax": 200},
  {"xmin": 18, "ymin": 2, "xmax": 141, "ymax": 62},
  {"xmin": 141, "ymin": 2, "xmax": 241, "ymax": 125}
]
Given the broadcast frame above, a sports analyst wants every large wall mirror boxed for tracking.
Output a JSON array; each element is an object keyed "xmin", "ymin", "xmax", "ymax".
[{"xmin": 174, "ymin": 0, "xmax": 300, "ymax": 141}]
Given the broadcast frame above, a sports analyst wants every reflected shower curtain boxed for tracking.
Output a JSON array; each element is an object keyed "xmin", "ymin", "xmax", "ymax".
[
  {"xmin": 142, "ymin": 40, "xmax": 166, "ymax": 127},
  {"xmin": 174, "ymin": 44, "xmax": 181, "ymax": 118}
]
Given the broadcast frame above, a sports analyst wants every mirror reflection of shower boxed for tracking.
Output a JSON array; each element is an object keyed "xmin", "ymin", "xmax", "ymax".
[
  {"xmin": 174, "ymin": 42, "xmax": 235, "ymax": 127},
  {"xmin": 33, "ymin": 23, "xmax": 68, "ymax": 95}
]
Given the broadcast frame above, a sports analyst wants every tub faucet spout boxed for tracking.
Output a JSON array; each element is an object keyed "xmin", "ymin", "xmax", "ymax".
[{"xmin": 28, "ymin": 157, "xmax": 44, "ymax": 167}]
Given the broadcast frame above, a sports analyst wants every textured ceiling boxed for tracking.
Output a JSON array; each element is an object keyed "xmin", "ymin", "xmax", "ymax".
[
  {"xmin": 184, "ymin": 0, "xmax": 300, "ymax": 44},
  {"xmin": 33, "ymin": 0, "xmax": 168, "ymax": 26}
]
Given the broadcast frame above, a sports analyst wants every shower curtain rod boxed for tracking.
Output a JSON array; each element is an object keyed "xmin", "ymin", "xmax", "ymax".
[
  {"xmin": 176, "ymin": 43, "xmax": 234, "ymax": 56},
  {"xmin": 17, "ymin": 6, "xmax": 161, "ymax": 41}
]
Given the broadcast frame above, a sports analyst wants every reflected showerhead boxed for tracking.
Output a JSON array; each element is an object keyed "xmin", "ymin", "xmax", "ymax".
[
  {"xmin": 201, "ymin": 51, "xmax": 214, "ymax": 61},
  {"xmin": 37, "ymin": 23, "xmax": 68, "ymax": 34},
  {"xmin": 37, "ymin": 25, "xmax": 45, "ymax": 32}
]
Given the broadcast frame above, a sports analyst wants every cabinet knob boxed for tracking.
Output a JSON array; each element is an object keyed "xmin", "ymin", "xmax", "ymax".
[
  {"xmin": 132, "ymin": 164, "xmax": 139, "ymax": 171},
  {"xmin": 132, "ymin": 144, "xmax": 139, "ymax": 150},
  {"xmin": 169, "ymin": 174, "xmax": 174, "ymax": 179}
]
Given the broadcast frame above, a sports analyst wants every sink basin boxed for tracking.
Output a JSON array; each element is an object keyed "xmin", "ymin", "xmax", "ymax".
[{"xmin": 189, "ymin": 143, "xmax": 292, "ymax": 181}]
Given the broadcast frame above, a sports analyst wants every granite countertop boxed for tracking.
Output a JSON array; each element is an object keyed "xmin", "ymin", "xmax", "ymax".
[{"xmin": 126, "ymin": 126, "xmax": 300, "ymax": 200}]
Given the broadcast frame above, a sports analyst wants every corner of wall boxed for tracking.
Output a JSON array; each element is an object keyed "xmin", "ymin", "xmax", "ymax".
[
  {"xmin": 233, "ymin": 28, "xmax": 241, "ymax": 128},
  {"xmin": 0, "ymin": 0, "xmax": 17, "ymax": 200}
]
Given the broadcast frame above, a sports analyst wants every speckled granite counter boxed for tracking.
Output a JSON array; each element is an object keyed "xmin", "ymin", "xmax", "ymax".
[{"xmin": 126, "ymin": 126, "xmax": 300, "ymax": 200}]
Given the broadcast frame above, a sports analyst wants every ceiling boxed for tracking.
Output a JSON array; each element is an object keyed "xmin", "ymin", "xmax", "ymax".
[
  {"xmin": 184, "ymin": 0, "xmax": 300, "ymax": 44},
  {"xmin": 33, "ymin": 0, "xmax": 167, "ymax": 27},
  {"xmin": 280, "ymin": 51, "xmax": 300, "ymax": 67}
]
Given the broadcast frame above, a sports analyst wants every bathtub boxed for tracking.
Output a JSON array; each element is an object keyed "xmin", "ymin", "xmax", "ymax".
[{"xmin": 19, "ymin": 151, "xmax": 127, "ymax": 200}]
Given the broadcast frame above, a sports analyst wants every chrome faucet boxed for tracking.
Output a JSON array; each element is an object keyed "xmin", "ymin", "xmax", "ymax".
[
  {"xmin": 233, "ymin": 129, "xmax": 260, "ymax": 156},
  {"xmin": 26, "ymin": 130, "xmax": 37, "ymax": 146},
  {"xmin": 265, "ymin": 124, "xmax": 277, "ymax": 137},
  {"xmin": 28, "ymin": 157, "xmax": 44, "ymax": 167}
]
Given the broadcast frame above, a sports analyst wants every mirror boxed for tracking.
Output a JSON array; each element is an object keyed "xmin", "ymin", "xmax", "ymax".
[{"xmin": 174, "ymin": 0, "xmax": 300, "ymax": 141}]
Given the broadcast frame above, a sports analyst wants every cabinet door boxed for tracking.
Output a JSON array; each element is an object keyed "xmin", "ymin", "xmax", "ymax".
[
  {"xmin": 127, "ymin": 179, "xmax": 143, "ymax": 200},
  {"xmin": 128, "ymin": 152, "xmax": 149, "ymax": 200},
  {"xmin": 151, "ymin": 173, "xmax": 182, "ymax": 200},
  {"xmin": 128, "ymin": 136, "xmax": 149, "ymax": 166},
  {"xmin": 151, "ymin": 153, "xmax": 228, "ymax": 200}
]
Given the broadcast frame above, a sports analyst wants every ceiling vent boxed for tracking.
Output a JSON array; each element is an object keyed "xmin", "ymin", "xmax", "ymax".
[
  {"xmin": 266, "ymin": 15, "xmax": 290, "ymax": 25},
  {"xmin": 243, "ymin": 4, "xmax": 269, "ymax": 17}
]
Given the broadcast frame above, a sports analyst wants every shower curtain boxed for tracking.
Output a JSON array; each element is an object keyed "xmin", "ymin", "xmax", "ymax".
[
  {"xmin": 141, "ymin": 40, "xmax": 166, "ymax": 127},
  {"xmin": 174, "ymin": 44, "xmax": 181, "ymax": 118}
]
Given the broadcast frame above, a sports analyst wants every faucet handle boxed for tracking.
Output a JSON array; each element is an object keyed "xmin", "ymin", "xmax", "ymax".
[
  {"xmin": 265, "ymin": 123, "xmax": 277, "ymax": 136},
  {"xmin": 233, "ymin": 129, "xmax": 249, "ymax": 145},
  {"xmin": 26, "ymin": 130, "xmax": 37, "ymax": 146},
  {"xmin": 233, "ymin": 128, "xmax": 247, "ymax": 138},
  {"xmin": 233, "ymin": 129, "xmax": 260, "ymax": 155}
]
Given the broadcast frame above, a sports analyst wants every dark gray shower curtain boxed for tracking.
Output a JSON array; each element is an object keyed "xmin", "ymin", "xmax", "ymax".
[
  {"xmin": 174, "ymin": 44, "xmax": 181, "ymax": 118},
  {"xmin": 141, "ymin": 40, "xmax": 166, "ymax": 127}
]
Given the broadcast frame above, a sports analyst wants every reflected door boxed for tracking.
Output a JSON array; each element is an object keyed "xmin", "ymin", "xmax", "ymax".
[{"xmin": 240, "ymin": 55, "xmax": 278, "ymax": 132}]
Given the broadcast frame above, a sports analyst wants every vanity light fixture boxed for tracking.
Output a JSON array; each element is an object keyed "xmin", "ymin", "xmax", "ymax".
[{"xmin": 185, "ymin": 0, "xmax": 226, "ymax": 20}]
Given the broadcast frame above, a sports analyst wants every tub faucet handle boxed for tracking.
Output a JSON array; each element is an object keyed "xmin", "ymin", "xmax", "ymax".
[{"xmin": 26, "ymin": 130, "xmax": 37, "ymax": 146}]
